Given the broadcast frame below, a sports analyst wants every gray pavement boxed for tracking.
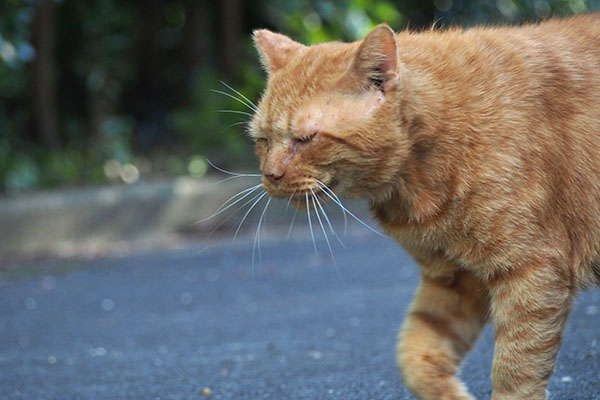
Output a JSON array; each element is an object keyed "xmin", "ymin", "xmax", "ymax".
[{"xmin": 1, "ymin": 222, "xmax": 599, "ymax": 399}]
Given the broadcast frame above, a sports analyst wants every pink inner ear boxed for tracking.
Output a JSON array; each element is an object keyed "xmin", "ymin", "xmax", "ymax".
[
  {"xmin": 378, "ymin": 30, "xmax": 398, "ymax": 73},
  {"xmin": 254, "ymin": 30, "xmax": 304, "ymax": 72}
]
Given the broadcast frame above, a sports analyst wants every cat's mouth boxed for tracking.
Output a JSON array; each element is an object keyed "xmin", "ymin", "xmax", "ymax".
[
  {"xmin": 285, "ymin": 183, "xmax": 339, "ymax": 211},
  {"xmin": 287, "ymin": 191, "xmax": 324, "ymax": 211},
  {"xmin": 263, "ymin": 176, "xmax": 339, "ymax": 211}
]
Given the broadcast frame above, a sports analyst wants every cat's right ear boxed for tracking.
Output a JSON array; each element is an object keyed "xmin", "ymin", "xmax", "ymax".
[
  {"xmin": 352, "ymin": 24, "xmax": 399, "ymax": 90},
  {"xmin": 253, "ymin": 30, "xmax": 305, "ymax": 74}
]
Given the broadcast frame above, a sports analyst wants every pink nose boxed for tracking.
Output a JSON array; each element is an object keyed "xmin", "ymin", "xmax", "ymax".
[{"xmin": 265, "ymin": 171, "xmax": 284, "ymax": 185}]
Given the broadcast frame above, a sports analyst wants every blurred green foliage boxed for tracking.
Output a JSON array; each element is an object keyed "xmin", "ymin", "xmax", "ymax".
[{"xmin": 0, "ymin": 0, "xmax": 599, "ymax": 191}]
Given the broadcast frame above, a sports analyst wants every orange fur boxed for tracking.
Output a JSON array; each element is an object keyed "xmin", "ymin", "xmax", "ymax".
[{"xmin": 251, "ymin": 14, "xmax": 600, "ymax": 399}]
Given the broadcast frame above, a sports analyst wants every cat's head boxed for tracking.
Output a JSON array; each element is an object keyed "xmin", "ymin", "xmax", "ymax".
[{"xmin": 250, "ymin": 25, "xmax": 409, "ymax": 208}]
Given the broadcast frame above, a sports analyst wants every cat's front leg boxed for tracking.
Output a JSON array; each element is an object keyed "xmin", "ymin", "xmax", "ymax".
[
  {"xmin": 397, "ymin": 268, "xmax": 489, "ymax": 400},
  {"xmin": 488, "ymin": 262, "xmax": 574, "ymax": 400}
]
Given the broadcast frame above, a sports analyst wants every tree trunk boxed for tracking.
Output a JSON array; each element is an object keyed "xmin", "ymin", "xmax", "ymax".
[
  {"xmin": 220, "ymin": 0, "xmax": 243, "ymax": 78},
  {"xmin": 183, "ymin": 0, "xmax": 213, "ymax": 69},
  {"xmin": 32, "ymin": 0, "xmax": 60, "ymax": 149}
]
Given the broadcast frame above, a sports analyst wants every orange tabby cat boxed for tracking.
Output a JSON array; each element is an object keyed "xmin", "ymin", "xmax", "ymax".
[{"xmin": 250, "ymin": 13, "xmax": 600, "ymax": 400}]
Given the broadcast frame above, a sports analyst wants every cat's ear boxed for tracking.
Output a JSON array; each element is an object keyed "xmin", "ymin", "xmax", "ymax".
[
  {"xmin": 352, "ymin": 24, "xmax": 399, "ymax": 89},
  {"xmin": 253, "ymin": 29, "xmax": 305, "ymax": 73}
]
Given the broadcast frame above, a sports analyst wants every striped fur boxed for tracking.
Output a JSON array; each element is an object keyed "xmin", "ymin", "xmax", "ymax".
[{"xmin": 251, "ymin": 14, "xmax": 600, "ymax": 399}]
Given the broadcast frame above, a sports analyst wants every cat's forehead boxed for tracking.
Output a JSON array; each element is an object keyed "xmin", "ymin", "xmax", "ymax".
[
  {"xmin": 254, "ymin": 43, "xmax": 359, "ymax": 135},
  {"xmin": 268, "ymin": 51, "xmax": 346, "ymax": 101},
  {"xmin": 254, "ymin": 83, "xmax": 385, "ymax": 139}
]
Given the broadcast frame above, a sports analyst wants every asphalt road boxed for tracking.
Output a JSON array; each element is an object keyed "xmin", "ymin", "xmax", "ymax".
[{"xmin": 1, "ymin": 221, "xmax": 599, "ymax": 399}]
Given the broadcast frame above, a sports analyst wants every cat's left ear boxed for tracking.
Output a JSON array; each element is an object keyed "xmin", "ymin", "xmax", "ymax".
[
  {"xmin": 253, "ymin": 29, "xmax": 305, "ymax": 73},
  {"xmin": 352, "ymin": 23, "xmax": 399, "ymax": 90}
]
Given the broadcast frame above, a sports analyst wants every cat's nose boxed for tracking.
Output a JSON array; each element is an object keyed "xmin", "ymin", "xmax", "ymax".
[{"xmin": 265, "ymin": 171, "xmax": 285, "ymax": 185}]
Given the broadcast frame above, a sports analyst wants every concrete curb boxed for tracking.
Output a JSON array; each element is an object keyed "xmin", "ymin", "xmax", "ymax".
[
  {"xmin": 0, "ymin": 177, "xmax": 371, "ymax": 260},
  {"xmin": 0, "ymin": 177, "xmax": 254, "ymax": 259}
]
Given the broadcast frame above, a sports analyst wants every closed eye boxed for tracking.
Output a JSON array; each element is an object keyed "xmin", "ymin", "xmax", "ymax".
[{"xmin": 294, "ymin": 132, "xmax": 317, "ymax": 144}]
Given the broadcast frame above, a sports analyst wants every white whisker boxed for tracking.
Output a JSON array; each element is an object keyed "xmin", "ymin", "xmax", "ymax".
[
  {"xmin": 216, "ymin": 109, "xmax": 255, "ymax": 118},
  {"xmin": 195, "ymin": 184, "xmax": 262, "ymax": 224},
  {"xmin": 285, "ymin": 189, "xmax": 297, "ymax": 212},
  {"xmin": 311, "ymin": 191, "xmax": 338, "ymax": 271},
  {"xmin": 233, "ymin": 191, "xmax": 268, "ymax": 241},
  {"xmin": 287, "ymin": 208, "xmax": 298, "ymax": 241},
  {"xmin": 317, "ymin": 182, "xmax": 386, "ymax": 238},
  {"xmin": 316, "ymin": 180, "xmax": 348, "ymax": 235},
  {"xmin": 206, "ymin": 159, "xmax": 261, "ymax": 177},
  {"xmin": 194, "ymin": 188, "xmax": 266, "ymax": 254},
  {"xmin": 252, "ymin": 197, "xmax": 272, "ymax": 277},
  {"xmin": 220, "ymin": 80, "xmax": 263, "ymax": 116},
  {"xmin": 214, "ymin": 190, "xmax": 267, "ymax": 234},
  {"xmin": 192, "ymin": 246, "xmax": 210, "ymax": 257},
  {"xmin": 311, "ymin": 188, "xmax": 345, "ymax": 249},
  {"xmin": 221, "ymin": 120, "xmax": 250, "ymax": 133},
  {"xmin": 211, "ymin": 183, "xmax": 262, "ymax": 213},
  {"xmin": 211, "ymin": 89, "xmax": 260, "ymax": 113},
  {"xmin": 306, "ymin": 192, "xmax": 318, "ymax": 258},
  {"xmin": 211, "ymin": 174, "xmax": 261, "ymax": 186}
]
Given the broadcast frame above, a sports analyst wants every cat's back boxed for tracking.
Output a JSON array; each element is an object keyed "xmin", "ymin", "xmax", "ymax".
[
  {"xmin": 459, "ymin": 14, "xmax": 600, "ymax": 152},
  {"xmin": 536, "ymin": 12, "xmax": 600, "ymax": 41},
  {"xmin": 473, "ymin": 13, "xmax": 600, "ymax": 73},
  {"xmin": 397, "ymin": 14, "xmax": 600, "ymax": 134},
  {"xmin": 391, "ymin": 14, "xmax": 600, "ymax": 285},
  {"xmin": 399, "ymin": 13, "xmax": 600, "ymax": 87},
  {"xmin": 397, "ymin": 13, "xmax": 600, "ymax": 153},
  {"xmin": 463, "ymin": 13, "xmax": 600, "ymax": 55},
  {"xmin": 475, "ymin": 13, "xmax": 600, "ymax": 125}
]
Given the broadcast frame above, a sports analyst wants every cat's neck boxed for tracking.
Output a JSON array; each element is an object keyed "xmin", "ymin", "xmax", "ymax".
[{"xmin": 371, "ymin": 32, "xmax": 476, "ymax": 226}]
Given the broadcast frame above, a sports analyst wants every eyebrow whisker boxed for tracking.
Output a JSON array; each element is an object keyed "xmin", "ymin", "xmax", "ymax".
[
  {"xmin": 221, "ymin": 120, "xmax": 250, "ymax": 133},
  {"xmin": 211, "ymin": 89, "xmax": 260, "ymax": 114},
  {"xmin": 216, "ymin": 109, "xmax": 255, "ymax": 118},
  {"xmin": 220, "ymin": 80, "xmax": 263, "ymax": 116}
]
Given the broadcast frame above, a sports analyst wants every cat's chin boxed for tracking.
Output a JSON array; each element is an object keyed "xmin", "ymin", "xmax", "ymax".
[
  {"xmin": 264, "ymin": 192, "xmax": 308, "ymax": 211},
  {"xmin": 289, "ymin": 199, "xmax": 308, "ymax": 211},
  {"xmin": 264, "ymin": 191, "xmax": 321, "ymax": 212},
  {"xmin": 263, "ymin": 186, "xmax": 290, "ymax": 201},
  {"xmin": 263, "ymin": 178, "xmax": 340, "ymax": 211}
]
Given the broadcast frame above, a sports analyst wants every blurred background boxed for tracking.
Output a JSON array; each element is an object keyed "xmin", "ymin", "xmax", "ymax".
[
  {"xmin": 3, "ymin": 3, "xmax": 600, "ymax": 398},
  {"xmin": 1, "ymin": 0, "xmax": 600, "ymax": 193}
]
